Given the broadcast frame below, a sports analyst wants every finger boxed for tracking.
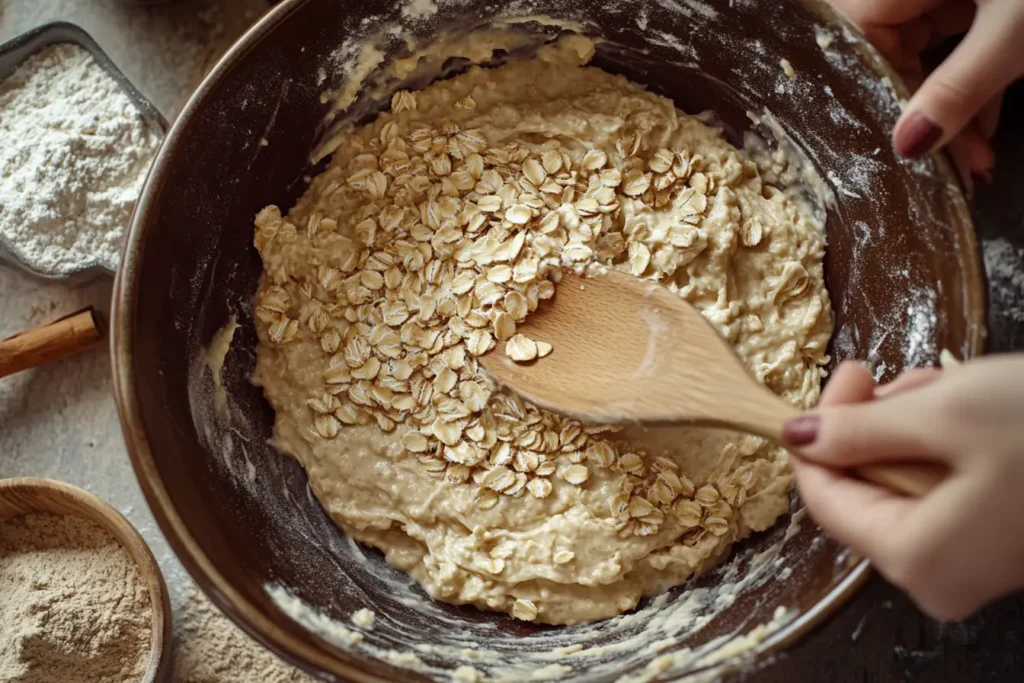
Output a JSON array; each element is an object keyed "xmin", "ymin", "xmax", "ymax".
[
  {"xmin": 783, "ymin": 391, "xmax": 946, "ymax": 466},
  {"xmin": 830, "ymin": 0, "xmax": 943, "ymax": 27},
  {"xmin": 948, "ymin": 136, "xmax": 976, "ymax": 197},
  {"xmin": 858, "ymin": 24, "xmax": 916, "ymax": 69},
  {"xmin": 889, "ymin": 473, "xmax": 997, "ymax": 620},
  {"xmin": 947, "ymin": 128, "xmax": 996, "ymax": 189},
  {"xmin": 819, "ymin": 361, "xmax": 877, "ymax": 406},
  {"xmin": 794, "ymin": 459, "xmax": 914, "ymax": 565},
  {"xmin": 875, "ymin": 367, "xmax": 942, "ymax": 398},
  {"xmin": 977, "ymin": 93, "xmax": 1004, "ymax": 141},
  {"xmin": 946, "ymin": 129, "xmax": 996, "ymax": 195},
  {"xmin": 893, "ymin": 2, "xmax": 1024, "ymax": 157}
]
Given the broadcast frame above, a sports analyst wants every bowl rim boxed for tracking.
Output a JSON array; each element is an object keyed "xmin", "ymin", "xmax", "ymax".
[
  {"xmin": 110, "ymin": 0, "xmax": 987, "ymax": 680},
  {"xmin": 0, "ymin": 476, "xmax": 173, "ymax": 683}
]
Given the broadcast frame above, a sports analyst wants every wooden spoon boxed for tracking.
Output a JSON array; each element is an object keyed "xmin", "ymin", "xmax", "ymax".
[{"xmin": 480, "ymin": 269, "xmax": 942, "ymax": 497}]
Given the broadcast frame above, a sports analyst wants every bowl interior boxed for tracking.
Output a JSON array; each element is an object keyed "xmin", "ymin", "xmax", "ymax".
[{"xmin": 115, "ymin": 0, "xmax": 983, "ymax": 681}]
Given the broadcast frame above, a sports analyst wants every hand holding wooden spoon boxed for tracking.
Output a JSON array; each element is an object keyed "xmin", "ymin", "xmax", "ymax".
[{"xmin": 479, "ymin": 269, "xmax": 942, "ymax": 497}]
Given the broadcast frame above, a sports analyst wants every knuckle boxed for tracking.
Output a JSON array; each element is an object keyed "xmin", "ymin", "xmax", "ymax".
[
  {"xmin": 927, "ymin": 75, "xmax": 977, "ymax": 112},
  {"xmin": 818, "ymin": 412, "xmax": 869, "ymax": 458},
  {"xmin": 814, "ymin": 422, "xmax": 851, "ymax": 459}
]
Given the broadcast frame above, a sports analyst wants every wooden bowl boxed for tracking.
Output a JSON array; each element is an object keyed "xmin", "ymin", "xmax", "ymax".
[
  {"xmin": 112, "ymin": 0, "xmax": 986, "ymax": 680},
  {"xmin": 0, "ymin": 478, "xmax": 173, "ymax": 683}
]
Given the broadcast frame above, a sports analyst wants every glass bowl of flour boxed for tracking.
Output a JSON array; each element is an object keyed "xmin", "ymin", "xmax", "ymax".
[
  {"xmin": 112, "ymin": 0, "xmax": 985, "ymax": 681},
  {"xmin": 0, "ymin": 22, "xmax": 165, "ymax": 282}
]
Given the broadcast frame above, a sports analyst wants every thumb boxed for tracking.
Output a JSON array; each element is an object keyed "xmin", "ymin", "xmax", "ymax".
[
  {"xmin": 893, "ymin": 0, "xmax": 1024, "ymax": 157},
  {"xmin": 874, "ymin": 366, "xmax": 942, "ymax": 398},
  {"xmin": 782, "ymin": 392, "xmax": 944, "ymax": 467}
]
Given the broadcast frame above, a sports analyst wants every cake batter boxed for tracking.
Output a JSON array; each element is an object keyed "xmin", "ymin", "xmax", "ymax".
[{"xmin": 251, "ymin": 36, "xmax": 832, "ymax": 625}]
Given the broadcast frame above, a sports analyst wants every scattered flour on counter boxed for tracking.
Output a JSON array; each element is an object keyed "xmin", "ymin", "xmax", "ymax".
[
  {"xmin": 903, "ymin": 288, "xmax": 939, "ymax": 368},
  {"xmin": 0, "ymin": 44, "xmax": 162, "ymax": 276},
  {"xmin": 984, "ymin": 237, "xmax": 1024, "ymax": 324},
  {"xmin": 174, "ymin": 582, "xmax": 315, "ymax": 683}
]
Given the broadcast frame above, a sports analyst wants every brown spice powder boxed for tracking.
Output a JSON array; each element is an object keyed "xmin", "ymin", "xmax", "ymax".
[{"xmin": 0, "ymin": 512, "xmax": 152, "ymax": 683}]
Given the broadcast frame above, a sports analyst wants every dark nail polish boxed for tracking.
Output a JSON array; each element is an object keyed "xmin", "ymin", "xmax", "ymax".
[
  {"xmin": 972, "ymin": 169, "xmax": 993, "ymax": 186},
  {"xmin": 895, "ymin": 111, "xmax": 943, "ymax": 158},
  {"xmin": 782, "ymin": 415, "xmax": 820, "ymax": 447}
]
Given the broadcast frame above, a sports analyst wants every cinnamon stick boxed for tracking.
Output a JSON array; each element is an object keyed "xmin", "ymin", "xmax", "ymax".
[{"xmin": 0, "ymin": 307, "xmax": 104, "ymax": 379}]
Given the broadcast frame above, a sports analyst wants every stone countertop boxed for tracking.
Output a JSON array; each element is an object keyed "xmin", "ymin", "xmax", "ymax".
[{"xmin": 1, "ymin": 3, "xmax": 1022, "ymax": 682}]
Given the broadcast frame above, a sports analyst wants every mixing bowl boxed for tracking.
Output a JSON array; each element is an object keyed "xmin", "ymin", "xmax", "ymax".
[{"xmin": 112, "ymin": 0, "xmax": 985, "ymax": 680}]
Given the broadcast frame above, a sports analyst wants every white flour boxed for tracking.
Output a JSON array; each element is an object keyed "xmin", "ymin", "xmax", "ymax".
[
  {"xmin": 984, "ymin": 237, "xmax": 1024, "ymax": 325},
  {"xmin": 0, "ymin": 43, "xmax": 161, "ymax": 277}
]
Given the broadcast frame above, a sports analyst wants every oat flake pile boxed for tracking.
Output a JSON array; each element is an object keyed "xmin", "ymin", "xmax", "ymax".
[{"xmin": 252, "ymin": 36, "xmax": 833, "ymax": 625}]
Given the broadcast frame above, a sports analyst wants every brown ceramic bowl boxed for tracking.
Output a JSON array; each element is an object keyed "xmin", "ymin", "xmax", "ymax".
[{"xmin": 112, "ymin": 0, "xmax": 986, "ymax": 680}]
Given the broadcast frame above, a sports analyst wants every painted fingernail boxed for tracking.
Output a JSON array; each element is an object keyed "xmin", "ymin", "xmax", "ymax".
[
  {"xmin": 782, "ymin": 415, "xmax": 820, "ymax": 447},
  {"xmin": 972, "ymin": 169, "xmax": 993, "ymax": 186},
  {"xmin": 895, "ymin": 111, "xmax": 943, "ymax": 158}
]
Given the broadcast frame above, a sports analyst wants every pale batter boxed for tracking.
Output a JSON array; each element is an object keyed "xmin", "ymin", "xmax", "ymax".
[{"xmin": 251, "ymin": 36, "xmax": 832, "ymax": 626}]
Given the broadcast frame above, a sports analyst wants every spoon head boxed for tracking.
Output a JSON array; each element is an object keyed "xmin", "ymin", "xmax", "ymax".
[{"xmin": 480, "ymin": 269, "xmax": 776, "ymax": 428}]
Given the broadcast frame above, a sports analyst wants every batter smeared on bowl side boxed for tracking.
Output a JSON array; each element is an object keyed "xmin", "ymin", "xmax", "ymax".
[{"xmin": 251, "ymin": 36, "xmax": 832, "ymax": 625}]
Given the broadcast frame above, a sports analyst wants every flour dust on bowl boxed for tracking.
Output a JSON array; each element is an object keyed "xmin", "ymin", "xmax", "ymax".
[{"xmin": 112, "ymin": 0, "xmax": 984, "ymax": 681}]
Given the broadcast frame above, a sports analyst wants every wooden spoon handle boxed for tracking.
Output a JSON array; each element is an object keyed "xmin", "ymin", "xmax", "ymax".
[
  {"xmin": 856, "ymin": 463, "xmax": 945, "ymax": 497},
  {"xmin": 741, "ymin": 399, "xmax": 941, "ymax": 497},
  {"xmin": 0, "ymin": 307, "xmax": 103, "ymax": 379}
]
